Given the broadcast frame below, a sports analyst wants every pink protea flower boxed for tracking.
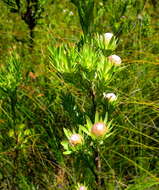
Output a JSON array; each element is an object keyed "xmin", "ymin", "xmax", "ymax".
[
  {"xmin": 69, "ymin": 134, "xmax": 83, "ymax": 146},
  {"xmin": 108, "ymin": 54, "xmax": 122, "ymax": 66},
  {"xmin": 91, "ymin": 122, "xmax": 107, "ymax": 137}
]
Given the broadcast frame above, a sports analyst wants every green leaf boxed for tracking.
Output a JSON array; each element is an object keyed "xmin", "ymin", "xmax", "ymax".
[
  {"xmin": 104, "ymin": 112, "xmax": 108, "ymax": 123},
  {"xmin": 63, "ymin": 151, "xmax": 72, "ymax": 155},
  {"xmin": 24, "ymin": 129, "xmax": 31, "ymax": 136},
  {"xmin": 8, "ymin": 129, "xmax": 14, "ymax": 137},
  {"xmin": 80, "ymin": 125, "xmax": 90, "ymax": 135},
  {"xmin": 61, "ymin": 141, "xmax": 69, "ymax": 150},
  {"xmin": 95, "ymin": 111, "xmax": 99, "ymax": 123},
  {"xmin": 63, "ymin": 128, "xmax": 71, "ymax": 139},
  {"xmin": 18, "ymin": 124, "xmax": 25, "ymax": 130},
  {"xmin": 86, "ymin": 116, "xmax": 92, "ymax": 130}
]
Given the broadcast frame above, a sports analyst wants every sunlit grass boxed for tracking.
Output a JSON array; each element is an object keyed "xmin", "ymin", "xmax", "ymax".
[{"xmin": 0, "ymin": 0, "xmax": 159, "ymax": 189}]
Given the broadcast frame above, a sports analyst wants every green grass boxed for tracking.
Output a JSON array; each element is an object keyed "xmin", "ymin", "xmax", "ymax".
[{"xmin": 0, "ymin": 0, "xmax": 159, "ymax": 189}]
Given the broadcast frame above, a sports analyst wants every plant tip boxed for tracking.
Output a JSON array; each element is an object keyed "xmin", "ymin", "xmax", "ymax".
[
  {"xmin": 69, "ymin": 134, "xmax": 83, "ymax": 146},
  {"xmin": 91, "ymin": 122, "xmax": 107, "ymax": 137}
]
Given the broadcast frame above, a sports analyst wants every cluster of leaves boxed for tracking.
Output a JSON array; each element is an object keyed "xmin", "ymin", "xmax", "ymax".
[
  {"xmin": 62, "ymin": 112, "xmax": 113, "ymax": 154},
  {"xmin": 0, "ymin": 53, "xmax": 21, "ymax": 95},
  {"xmin": 48, "ymin": 33, "xmax": 124, "ymax": 188},
  {"xmin": 0, "ymin": 0, "xmax": 159, "ymax": 189}
]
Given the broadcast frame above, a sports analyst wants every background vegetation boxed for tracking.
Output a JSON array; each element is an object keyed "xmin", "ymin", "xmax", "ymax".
[{"xmin": 0, "ymin": 0, "xmax": 159, "ymax": 189}]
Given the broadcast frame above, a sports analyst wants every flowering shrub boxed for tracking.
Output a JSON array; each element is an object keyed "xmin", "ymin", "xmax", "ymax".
[
  {"xmin": 61, "ymin": 112, "xmax": 114, "ymax": 189},
  {"xmin": 50, "ymin": 32, "xmax": 122, "ymax": 189},
  {"xmin": 0, "ymin": 0, "xmax": 158, "ymax": 189}
]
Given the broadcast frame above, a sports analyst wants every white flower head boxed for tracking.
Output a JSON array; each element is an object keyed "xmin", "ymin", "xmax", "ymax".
[
  {"xmin": 69, "ymin": 134, "xmax": 83, "ymax": 146},
  {"xmin": 103, "ymin": 92, "xmax": 117, "ymax": 102},
  {"xmin": 108, "ymin": 55, "xmax": 121, "ymax": 66},
  {"xmin": 103, "ymin": 33, "xmax": 113, "ymax": 42},
  {"xmin": 69, "ymin": 11, "xmax": 74, "ymax": 16}
]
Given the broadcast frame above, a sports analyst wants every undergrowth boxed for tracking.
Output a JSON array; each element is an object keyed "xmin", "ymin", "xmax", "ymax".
[{"xmin": 0, "ymin": 0, "xmax": 159, "ymax": 189}]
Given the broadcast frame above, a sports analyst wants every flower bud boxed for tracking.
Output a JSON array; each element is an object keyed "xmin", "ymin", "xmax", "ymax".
[
  {"xmin": 79, "ymin": 186, "xmax": 87, "ymax": 190},
  {"xmin": 91, "ymin": 122, "xmax": 107, "ymax": 137},
  {"xmin": 103, "ymin": 92, "xmax": 117, "ymax": 102},
  {"xmin": 69, "ymin": 134, "xmax": 83, "ymax": 146},
  {"xmin": 103, "ymin": 33, "xmax": 113, "ymax": 43},
  {"xmin": 108, "ymin": 55, "xmax": 121, "ymax": 66}
]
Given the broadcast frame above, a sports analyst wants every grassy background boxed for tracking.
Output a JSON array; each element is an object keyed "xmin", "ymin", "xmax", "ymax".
[{"xmin": 0, "ymin": 0, "xmax": 159, "ymax": 189}]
